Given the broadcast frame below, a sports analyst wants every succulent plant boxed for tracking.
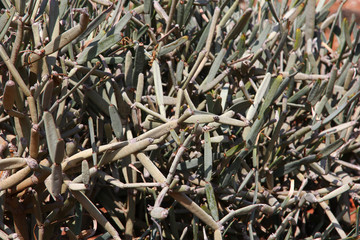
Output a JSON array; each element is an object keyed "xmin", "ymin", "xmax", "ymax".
[{"xmin": 0, "ymin": 0, "xmax": 360, "ymax": 239}]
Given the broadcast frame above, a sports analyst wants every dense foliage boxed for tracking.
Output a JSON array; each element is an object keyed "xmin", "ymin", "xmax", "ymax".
[{"xmin": 0, "ymin": 0, "xmax": 360, "ymax": 239}]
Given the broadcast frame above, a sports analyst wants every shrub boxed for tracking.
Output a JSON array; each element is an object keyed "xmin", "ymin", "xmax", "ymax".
[{"xmin": 0, "ymin": 0, "xmax": 360, "ymax": 239}]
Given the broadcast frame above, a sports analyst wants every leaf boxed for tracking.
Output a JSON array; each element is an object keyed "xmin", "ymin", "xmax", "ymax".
[
  {"xmin": 43, "ymin": 111, "xmax": 60, "ymax": 164},
  {"xmin": 77, "ymin": 12, "xmax": 132, "ymax": 64},
  {"xmin": 0, "ymin": 7, "xmax": 15, "ymax": 42},
  {"xmin": 159, "ymin": 36, "xmax": 188, "ymax": 56},
  {"xmin": 152, "ymin": 60, "xmax": 166, "ymax": 118},
  {"xmin": 75, "ymin": 5, "xmax": 114, "ymax": 43},
  {"xmin": 246, "ymin": 73, "xmax": 271, "ymax": 121},
  {"xmin": 205, "ymin": 183, "xmax": 219, "ymax": 221},
  {"xmin": 223, "ymin": 8, "xmax": 252, "ymax": 47},
  {"xmin": 109, "ymin": 104, "xmax": 123, "ymax": 139},
  {"xmin": 204, "ymin": 131, "xmax": 212, "ymax": 182}
]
